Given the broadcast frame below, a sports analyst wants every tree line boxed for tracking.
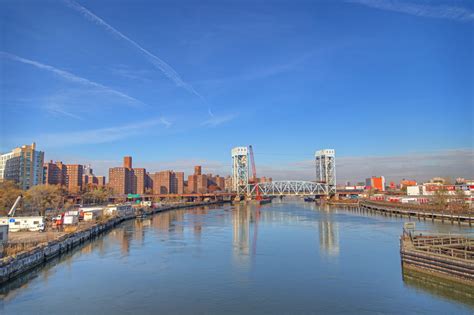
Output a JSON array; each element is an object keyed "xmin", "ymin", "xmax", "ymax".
[{"xmin": 0, "ymin": 181, "xmax": 113, "ymax": 216}]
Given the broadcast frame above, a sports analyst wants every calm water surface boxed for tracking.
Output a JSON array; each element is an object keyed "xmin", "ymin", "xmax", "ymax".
[{"xmin": 1, "ymin": 200, "xmax": 473, "ymax": 314}]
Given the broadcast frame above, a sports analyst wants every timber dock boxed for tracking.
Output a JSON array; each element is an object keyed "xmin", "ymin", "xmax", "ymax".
[{"xmin": 400, "ymin": 231, "xmax": 474, "ymax": 285}]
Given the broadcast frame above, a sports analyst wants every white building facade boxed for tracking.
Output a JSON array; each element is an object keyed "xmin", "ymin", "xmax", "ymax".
[{"xmin": 0, "ymin": 143, "xmax": 44, "ymax": 190}]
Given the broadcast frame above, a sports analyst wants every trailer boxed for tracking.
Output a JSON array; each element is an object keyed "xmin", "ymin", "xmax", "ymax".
[
  {"xmin": 81, "ymin": 206, "xmax": 104, "ymax": 221},
  {"xmin": 0, "ymin": 216, "xmax": 45, "ymax": 232},
  {"xmin": 63, "ymin": 215, "xmax": 79, "ymax": 225},
  {"xmin": 104, "ymin": 204, "xmax": 134, "ymax": 217}
]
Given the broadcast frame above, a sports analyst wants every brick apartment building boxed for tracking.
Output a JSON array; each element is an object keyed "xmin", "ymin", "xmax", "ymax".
[
  {"xmin": 108, "ymin": 160, "xmax": 228, "ymax": 196},
  {"xmin": 65, "ymin": 164, "xmax": 83, "ymax": 193},
  {"xmin": 108, "ymin": 156, "xmax": 135, "ymax": 195},
  {"xmin": 187, "ymin": 166, "xmax": 207, "ymax": 193},
  {"xmin": 133, "ymin": 168, "xmax": 147, "ymax": 194},
  {"xmin": 43, "ymin": 161, "xmax": 91, "ymax": 193},
  {"xmin": 43, "ymin": 161, "xmax": 67, "ymax": 186},
  {"xmin": 151, "ymin": 170, "xmax": 184, "ymax": 194},
  {"xmin": 82, "ymin": 165, "xmax": 106, "ymax": 189}
]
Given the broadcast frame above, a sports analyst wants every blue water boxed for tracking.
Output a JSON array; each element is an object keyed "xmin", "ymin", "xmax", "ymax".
[{"xmin": 1, "ymin": 200, "xmax": 473, "ymax": 314}]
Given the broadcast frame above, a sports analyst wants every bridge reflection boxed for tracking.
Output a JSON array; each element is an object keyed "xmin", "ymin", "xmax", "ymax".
[{"xmin": 318, "ymin": 207, "xmax": 339, "ymax": 256}]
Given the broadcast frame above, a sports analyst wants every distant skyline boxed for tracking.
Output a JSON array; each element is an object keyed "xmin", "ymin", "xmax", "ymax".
[{"xmin": 1, "ymin": 0, "xmax": 473, "ymax": 183}]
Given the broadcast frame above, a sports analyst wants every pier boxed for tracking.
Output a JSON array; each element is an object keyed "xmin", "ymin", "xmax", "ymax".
[
  {"xmin": 359, "ymin": 201, "xmax": 474, "ymax": 226},
  {"xmin": 400, "ymin": 231, "xmax": 474, "ymax": 285}
]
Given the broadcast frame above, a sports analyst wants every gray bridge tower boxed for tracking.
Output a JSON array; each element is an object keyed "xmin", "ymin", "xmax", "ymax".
[{"xmin": 315, "ymin": 149, "xmax": 336, "ymax": 196}]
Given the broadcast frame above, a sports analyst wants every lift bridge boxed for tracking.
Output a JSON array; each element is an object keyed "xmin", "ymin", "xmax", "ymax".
[{"xmin": 231, "ymin": 147, "xmax": 336, "ymax": 198}]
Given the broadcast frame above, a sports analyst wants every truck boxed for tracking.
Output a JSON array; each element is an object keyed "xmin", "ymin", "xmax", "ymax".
[{"xmin": 63, "ymin": 215, "xmax": 79, "ymax": 225}]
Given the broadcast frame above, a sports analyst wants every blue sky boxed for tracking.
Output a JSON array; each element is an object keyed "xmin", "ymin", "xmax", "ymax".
[{"xmin": 1, "ymin": 0, "xmax": 473, "ymax": 182}]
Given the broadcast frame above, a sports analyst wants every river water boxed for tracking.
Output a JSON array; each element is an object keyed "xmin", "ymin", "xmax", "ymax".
[{"xmin": 1, "ymin": 200, "xmax": 473, "ymax": 314}]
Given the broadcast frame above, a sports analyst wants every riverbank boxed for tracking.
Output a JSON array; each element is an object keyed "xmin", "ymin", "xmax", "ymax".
[
  {"xmin": 0, "ymin": 200, "xmax": 230, "ymax": 285},
  {"xmin": 359, "ymin": 201, "xmax": 474, "ymax": 226}
]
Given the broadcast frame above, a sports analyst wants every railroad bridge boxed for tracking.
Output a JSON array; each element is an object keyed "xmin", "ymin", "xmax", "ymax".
[
  {"xmin": 249, "ymin": 180, "xmax": 328, "ymax": 196},
  {"xmin": 231, "ymin": 147, "xmax": 336, "ymax": 198}
]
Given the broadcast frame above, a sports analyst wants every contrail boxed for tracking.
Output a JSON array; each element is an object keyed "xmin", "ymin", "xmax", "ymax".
[
  {"xmin": 0, "ymin": 51, "xmax": 144, "ymax": 107},
  {"xmin": 64, "ymin": 0, "xmax": 211, "ymax": 111}
]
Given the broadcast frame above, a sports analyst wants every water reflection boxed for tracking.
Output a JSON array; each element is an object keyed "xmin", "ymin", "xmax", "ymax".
[
  {"xmin": 319, "ymin": 207, "xmax": 339, "ymax": 256},
  {"xmin": 2, "ymin": 202, "xmax": 473, "ymax": 314},
  {"xmin": 402, "ymin": 267, "xmax": 474, "ymax": 308},
  {"xmin": 232, "ymin": 204, "xmax": 261, "ymax": 268}
]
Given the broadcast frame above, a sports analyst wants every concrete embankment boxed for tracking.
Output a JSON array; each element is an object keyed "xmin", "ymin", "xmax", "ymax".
[{"xmin": 0, "ymin": 200, "xmax": 230, "ymax": 285}]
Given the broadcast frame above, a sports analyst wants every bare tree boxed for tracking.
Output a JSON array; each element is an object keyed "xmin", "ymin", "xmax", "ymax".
[
  {"xmin": 24, "ymin": 185, "xmax": 66, "ymax": 216},
  {"xmin": 0, "ymin": 181, "xmax": 22, "ymax": 215},
  {"xmin": 433, "ymin": 186, "xmax": 448, "ymax": 211}
]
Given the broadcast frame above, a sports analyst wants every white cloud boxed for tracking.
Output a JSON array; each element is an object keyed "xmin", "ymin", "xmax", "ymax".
[
  {"xmin": 0, "ymin": 51, "xmax": 145, "ymax": 107},
  {"xmin": 64, "ymin": 0, "xmax": 211, "ymax": 112},
  {"xmin": 201, "ymin": 113, "xmax": 237, "ymax": 127},
  {"xmin": 22, "ymin": 118, "xmax": 170, "ymax": 148},
  {"xmin": 348, "ymin": 0, "xmax": 474, "ymax": 22},
  {"xmin": 276, "ymin": 148, "xmax": 474, "ymax": 183},
  {"xmin": 44, "ymin": 148, "xmax": 473, "ymax": 182}
]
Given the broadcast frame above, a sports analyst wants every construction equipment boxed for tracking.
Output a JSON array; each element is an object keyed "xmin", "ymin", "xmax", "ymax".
[
  {"xmin": 248, "ymin": 145, "xmax": 262, "ymax": 200},
  {"xmin": 8, "ymin": 195, "xmax": 22, "ymax": 217}
]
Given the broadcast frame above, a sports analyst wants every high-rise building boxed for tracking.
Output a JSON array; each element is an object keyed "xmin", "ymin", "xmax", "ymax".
[
  {"xmin": 194, "ymin": 166, "xmax": 202, "ymax": 176},
  {"xmin": 188, "ymin": 174, "xmax": 197, "ymax": 193},
  {"xmin": 96, "ymin": 176, "xmax": 106, "ymax": 186},
  {"xmin": 196, "ymin": 174, "xmax": 208, "ymax": 193},
  {"xmin": 108, "ymin": 156, "xmax": 149, "ymax": 195},
  {"xmin": 153, "ymin": 171, "xmax": 171, "ymax": 194},
  {"xmin": 65, "ymin": 164, "xmax": 83, "ymax": 193},
  {"xmin": 43, "ymin": 160, "xmax": 67, "ymax": 186},
  {"xmin": 175, "ymin": 172, "xmax": 184, "ymax": 194},
  {"xmin": 124, "ymin": 156, "xmax": 132, "ymax": 169},
  {"xmin": 215, "ymin": 176, "xmax": 225, "ymax": 190},
  {"xmin": 44, "ymin": 161, "xmax": 104, "ymax": 193},
  {"xmin": 109, "ymin": 167, "xmax": 132, "ymax": 195},
  {"xmin": 151, "ymin": 171, "xmax": 184, "ymax": 194},
  {"xmin": 82, "ymin": 167, "xmax": 106, "ymax": 188},
  {"xmin": 0, "ymin": 143, "xmax": 44, "ymax": 190},
  {"xmin": 133, "ymin": 168, "xmax": 146, "ymax": 194}
]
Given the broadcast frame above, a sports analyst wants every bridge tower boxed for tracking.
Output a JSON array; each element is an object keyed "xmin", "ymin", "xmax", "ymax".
[
  {"xmin": 231, "ymin": 146, "xmax": 249, "ymax": 196},
  {"xmin": 315, "ymin": 149, "xmax": 336, "ymax": 196}
]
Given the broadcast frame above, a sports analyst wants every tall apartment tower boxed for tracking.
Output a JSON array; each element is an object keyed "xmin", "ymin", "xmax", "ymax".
[
  {"xmin": 43, "ymin": 160, "xmax": 67, "ymax": 185},
  {"xmin": 231, "ymin": 146, "xmax": 249, "ymax": 195},
  {"xmin": 175, "ymin": 172, "xmax": 184, "ymax": 194},
  {"xmin": 109, "ymin": 156, "xmax": 134, "ymax": 195},
  {"xmin": 109, "ymin": 167, "xmax": 132, "ymax": 195},
  {"xmin": 188, "ymin": 174, "xmax": 197, "ymax": 193},
  {"xmin": 124, "ymin": 156, "xmax": 132, "ymax": 169},
  {"xmin": 196, "ymin": 174, "xmax": 208, "ymax": 193},
  {"xmin": 133, "ymin": 168, "xmax": 146, "ymax": 194},
  {"xmin": 65, "ymin": 164, "xmax": 83, "ymax": 193},
  {"xmin": 194, "ymin": 166, "xmax": 202, "ymax": 176},
  {"xmin": 315, "ymin": 149, "xmax": 336, "ymax": 196},
  {"xmin": 0, "ymin": 143, "xmax": 44, "ymax": 190}
]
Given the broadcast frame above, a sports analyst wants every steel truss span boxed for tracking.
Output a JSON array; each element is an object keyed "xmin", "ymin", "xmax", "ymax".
[{"xmin": 249, "ymin": 181, "xmax": 327, "ymax": 196}]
